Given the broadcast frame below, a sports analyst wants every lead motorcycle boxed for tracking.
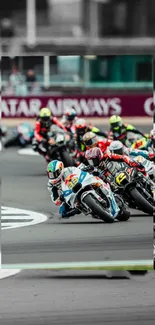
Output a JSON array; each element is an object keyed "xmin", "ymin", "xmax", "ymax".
[
  {"xmin": 46, "ymin": 125, "xmax": 75, "ymax": 167},
  {"xmin": 61, "ymin": 166, "xmax": 130, "ymax": 223},
  {"xmin": 99, "ymin": 160, "xmax": 154, "ymax": 215}
]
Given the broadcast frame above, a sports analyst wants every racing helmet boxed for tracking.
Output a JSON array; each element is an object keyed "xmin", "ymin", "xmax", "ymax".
[
  {"xmin": 75, "ymin": 118, "xmax": 87, "ymax": 135},
  {"xmin": 64, "ymin": 108, "xmax": 77, "ymax": 121},
  {"xmin": 85, "ymin": 147, "xmax": 103, "ymax": 167},
  {"xmin": 108, "ymin": 140, "xmax": 124, "ymax": 155},
  {"xmin": 47, "ymin": 160, "xmax": 64, "ymax": 185},
  {"xmin": 109, "ymin": 115, "xmax": 123, "ymax": 131},
  {"xmin": 39, "ymin": 107, "xmax": 51, "ymax": 127},
  {"xmin": 83, "ymin": 131, "xmax": 98, "ymax": 149}
]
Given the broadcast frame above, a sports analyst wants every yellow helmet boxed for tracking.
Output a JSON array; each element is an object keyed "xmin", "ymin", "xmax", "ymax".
[
  {"xmin": 109, "ymin": 115, "xmax": 122, "ymax": 131},
  {"xmin": 39, "ymin": 107, "xmax": 51, "ymax": 118},
  {"xmin": 39, "ymin": 108, "xmax": 51, "ymax": 126}
]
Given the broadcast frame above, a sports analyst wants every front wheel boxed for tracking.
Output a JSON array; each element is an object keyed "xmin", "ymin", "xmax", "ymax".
[
  {"xmin": 83, "ymin": 193, "xmax": 114, "ymax": 223},
  {"xmin": 116, "ymin": 209, "xmax": 130, "ymax": 221},
  {"xmin": 129, "ymin": 188, "xmax": 153, "ymax": 215}
]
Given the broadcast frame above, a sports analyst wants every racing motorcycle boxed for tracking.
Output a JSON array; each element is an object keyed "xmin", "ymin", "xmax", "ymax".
[
  {"xmin": 61, "ymin": 166, "xmax": 130, "ymax": 223},
  {"xmin": 46, "ymin": 125, "xmax": 75, "ymax": 167},
  {"xmin": 3, "ymin": 122, "xmax": 34, "ymax": 148},
  {"xmin": 131, "ymin": 155, "xmax": 155, "ymax": 182},
  {"xmin": 99, "ymin": 160, "xmax": 154, "ymax": 215},
  {"xmin": 127, "ymin": 132, "xmax": 152, "ymax": 151}
]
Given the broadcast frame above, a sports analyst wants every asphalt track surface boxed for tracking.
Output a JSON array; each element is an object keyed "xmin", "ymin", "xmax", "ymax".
[
  {"xmin": 1, "ymin": 124, "xmax": 153, "ymax": 265},
  {"xmin": 0, "ymin": 270, "xmax": 155, "ymax": 325}
]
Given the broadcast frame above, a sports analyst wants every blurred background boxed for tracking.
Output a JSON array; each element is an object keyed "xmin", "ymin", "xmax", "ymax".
[
  {"xmin": 1, "ymin": 0, "xmax": 155, "ymax": 55},
  {"xmin": 1, "ymin": 55, "xmax": 153, "ymax": 120},
  {"xmin": 1, "ymin": 54, "xmax": 153, "ymax": 96}
]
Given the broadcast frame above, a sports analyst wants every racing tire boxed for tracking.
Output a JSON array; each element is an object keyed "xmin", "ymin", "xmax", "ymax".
[
  {"xmin": 3, "ymin": 135, "xmax": 18, "ymax": 148},
  {"xmin": 129, "ymin": 188, "xmax": 153, "ymax": 215},
  {"xmin": 61, "ymin": 151, "xmax": 75, "ymax": 167},
  {"xmin": 116, "ymin": 209, "xmax": 130, "ymax": 222},
  {"xmin": 83, "ymin": 193, "xmax": 114, "ymax": 223}
]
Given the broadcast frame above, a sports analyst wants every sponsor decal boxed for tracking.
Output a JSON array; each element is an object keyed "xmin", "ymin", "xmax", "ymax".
[{"xmin": 1, "ymin": 94, "xmax": 153, "ymax": 118}]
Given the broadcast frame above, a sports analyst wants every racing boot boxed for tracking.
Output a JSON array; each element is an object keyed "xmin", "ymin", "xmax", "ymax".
[{"xmin": 62, "ymin": 208, "xmax": 81, "ymax": 219}]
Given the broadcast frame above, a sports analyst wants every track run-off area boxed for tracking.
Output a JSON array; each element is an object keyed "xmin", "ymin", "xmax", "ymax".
[
  {"xmin": 0, "ymin": 269, "xmax": 155, "ymax": 325},
  {"xmin": 1, "ymin": 122, "xmax": 153, "ymax": 266}
]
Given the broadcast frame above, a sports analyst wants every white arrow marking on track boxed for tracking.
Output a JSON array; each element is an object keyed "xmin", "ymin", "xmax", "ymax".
[{"xmin": 1, "ymin": 206, "xmax": 48, "ymax": 230}]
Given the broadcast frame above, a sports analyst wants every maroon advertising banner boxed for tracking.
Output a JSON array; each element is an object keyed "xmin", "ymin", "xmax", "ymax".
[{"xmin": 1, "ymin": 94, "xmax": 154, "ymax": 118}]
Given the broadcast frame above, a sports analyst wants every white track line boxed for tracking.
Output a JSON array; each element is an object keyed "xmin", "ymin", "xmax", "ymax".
[
  {"xmin": 1, "ymin": 206, "xmax": 48, "ymax": 230},
  {"xmin": 18, "ymin": 148, "xmax": 39, "ymax": 155},
  {"xmin": 1, "ymin": 260, "xmax": 152, "ymax": 270},
  {"xmin": 0, "ymin": 270, "xmax": 21, "ymax": 280}
]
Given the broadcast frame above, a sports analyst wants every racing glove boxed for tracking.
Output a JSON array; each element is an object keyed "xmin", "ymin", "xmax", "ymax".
[
  {"xmin": 136, "ymin": 163, "xmax": 146, "ymax": 174},
  {"xmin": 148, "ymin": 153, "xmax": 155, "ymax": 161},
  {"xmin": 82, "ymin": 165, "xmax": 95, "ymax": 173}
]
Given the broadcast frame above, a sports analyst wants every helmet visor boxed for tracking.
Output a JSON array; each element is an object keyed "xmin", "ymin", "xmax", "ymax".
[
  {"xmin": 84, "ymin": 137, "xmax": 97, "ymax": 147},
  {"xmin": 67, "ymin": 115, "xmax": 75, "ymax": 121},
  {"xmin": 111, "ymin": 122, "xmax": 121, "ymax": 131},
  {"xmin": 111, "ymin": 148, "xmax": 123, "ymax": 155},
  {"xmin": 49, "ymin": 170, "xmax": 61, "ymax": 179},
  {"xmin": 41, "ymin": 116, "xmax": 50, "ymax": 127},
  {"xmin": 77, "ymin": 127, "xmax": 86, "ymax": 135}
]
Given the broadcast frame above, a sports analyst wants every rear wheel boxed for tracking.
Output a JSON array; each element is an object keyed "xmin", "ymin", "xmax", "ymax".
[
  {"xmin": 129, "ymin": 188, "xmax": 153, "ymax": 215},
  {"xmin": 83, "ymin": 193, "xmax": 114, "ymax": 223}
]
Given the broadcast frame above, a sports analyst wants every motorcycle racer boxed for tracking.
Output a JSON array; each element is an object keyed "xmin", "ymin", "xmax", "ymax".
[
  {"xmin": 32, "ymin": 108, "xmax": 67, "ymax": 162},
  {"xmin": 47, "ymin": 160, "xmax": 80, "ymax": 218},
  {"xmin": 83, "ymin": 131, "xmax": 112, "ymax": 153},
  {"xmin": 60, "ymin": 108, "xmax": 77, "ymax": 133},
  {"xmin": 109, "ymin": 115, "xmax": 147, "ymax": 146},
  {"xmin": 108, "ymin": 140, "xmax": 155, "ymax": 161},
  {"xmin": 84, "ymin": 147, "xmax": 147, "ymax": 180},
  {"xmin": 108, "ymin": 140, "xmax": 155, "ymax": 181},
  {"xmin": 74, "ymin": 119, "xmax": 108, "ymax": 164},
  {"xmin": 84, "ymin": 147, "xmax": 154, "ymax": 212}
]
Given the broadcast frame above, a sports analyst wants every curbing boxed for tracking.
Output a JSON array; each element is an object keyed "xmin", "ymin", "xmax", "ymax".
[{"xmin": 2, "ymin": 260, "xmax": 153, "ymax": 271}]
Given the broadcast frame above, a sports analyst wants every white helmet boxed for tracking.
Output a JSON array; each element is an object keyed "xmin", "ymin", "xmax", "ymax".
[{"xmin": 108, "ymin": 140, "xmax": 124, "ymax": 155}]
